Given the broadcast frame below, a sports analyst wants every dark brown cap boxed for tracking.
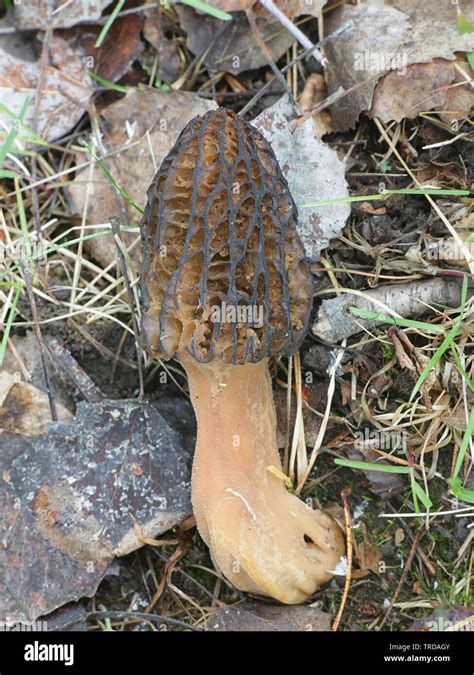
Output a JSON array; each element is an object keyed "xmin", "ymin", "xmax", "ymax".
[{"xmin": 140, "ymin": 108, "xmax": 313, "ymax": 365}]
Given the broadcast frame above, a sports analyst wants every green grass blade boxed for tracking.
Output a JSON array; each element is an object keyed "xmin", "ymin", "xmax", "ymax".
[
  {"xmin": 302, "ymin": 188, "xmax": 470, "ymax": 208},
  {"xmin": 83, "ymin": 142, "xmax": 143, "ymax": 214},
  {"xmin": 334, "ymin": 458, "xmax": 410, "ymax": 474},
  {"xmin": 179, "ymin": 0, "xmax": 233, "ymax": 20},
  {"xmin": 87, "ymin": 70, "xmax": 129, "ymax": 93},
  {"xmin": 0, "ymin": 170, "xmax": 21, "ymax": 179},
  {"xmin": 410, "ymin": 470, "xmax": 420, "ymax": 512},
  {"xmin": 0, "ymin": 96, "xmax": 30, "ymax": 165},
  {"xmin": 348, "ymin": 307, "xmax": 446, "ymax": 334},
  {"xmin": 0, "ymin": 287, "xmax": 22, "ymax": 367},
  {"xmin": 450, "ymin": 478, "xmax": 474, "ymax": 504},
  {"xmin": 451, "ymin": 407, "xmax": 474, "ymax": 482},
  {"xmin": 410, "ymin": 471, "xmax": 433, "ymax": 511},
  {"xmin": 14, "ymin": 177, "xmax": 31, "ymax": 259},
  {"xmin": 457, "ymin": 12, "xmax": 474, "ymax": 69},
  {"xmin": 95, "ymin": 0, "xmax": 125, "ymax": 48},
  {"xmin": 409, "ymin": 276, "xmax": 468, "ymax": 401},
  {"xmin": 0, "ymin": 101, "xmax": 49, "ymax": 149},
  {"xmin": 382, "ymin": 188, "xmax": 471, "ymax": 197}
]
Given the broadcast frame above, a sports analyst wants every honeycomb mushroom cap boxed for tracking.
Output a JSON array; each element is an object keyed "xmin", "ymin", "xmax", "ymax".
[{"xmin": 141, "ymin": 108, "xmax": 313, "ymax": 365}]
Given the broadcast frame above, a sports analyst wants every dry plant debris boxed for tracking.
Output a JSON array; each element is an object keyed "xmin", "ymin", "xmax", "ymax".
[
  {"xmin": 0, "ymin": 0, "xmax": 472, "ymax": 634},
  {"xmin": 209, "ymin": 601, "xmax": 332, "ymax": 630},
  {"xmin": 68, "ymin": 88, "xmax": 216, "ymax": 267},
  {"xmin": 313, "ymin": 277, "xmax": 469, "ymax": 343},
  {"xmin": 324, "ymin": 0, "xmax": 474, "ymax": 129},
  {"xmin": 0, "ymin": 22, "xmax": 93, "ymax": 144},
  {"xmin": 176, "ymin": 0, "xmax": 326, "ymax": 74},
  {"xmin": 12, "ymin": 0, "xmax": 113, "ymax": 30}
]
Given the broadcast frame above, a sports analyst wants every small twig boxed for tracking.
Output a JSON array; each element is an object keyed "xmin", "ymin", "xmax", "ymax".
[
  {"xmin": 69, "ymin": 319, "xmax": 138, "ymax": 370},
  {"xmin": 258, "ymin": 0, "xmax": 323, "ymax": 64},
  {"xmin": 117, "ymin": 2, "xmax": 160, "ymax": 18},
  {"xmin": 87, "ymin": 611, "xmax": 202, "ymax": 632},
  {"xmin": 6, "ymin": 336, "xmax": 31, "ymax": 381},
  {"xmin": 388, "ymin": 326, "xmax": 417, "ymax": 373},
  {"xmin": 52, "ymin": 0, "xmax": 75, "ymax": 15},
  {"xmin": 150, "ymin": 548, "xmax": 226, "ymax": 607},
  {"xmin": 384, "ymin": 503, "xmax": 436, "ymax": 577},
  {"xmin": 238, "ymin": 20, "xmax": 353, "ymax": 116},
  {"xmin": 43, "ymin": 337, "xmax": 103, "ymax": 403},
  {"xmin": 297, "ymin": 338, "xmax": 347, "ymax": 492},
  {"xmin": 294, "ymin": 79, "xmax": 378, "ymax": 129},
  {"xmin": 332, "ymin": 488, "xmax": 352, "ymax": 632},
  {"xmin": 378, "ymin": 528, "xmax": 424, "ymax": 630},
  {"xmin": 283, "ymin": 355, "xmax": 293, "ymax": 475},
  {"xmin": 110, "ymin": 217, "xmax": 144, "ymax": 399},
  {"xmin": 18, "ymin": 260, "xmax": 58, "ymax": 422},
  {"xmin": 246, "ymin": 9, "xmax": 294, "ymax": 104},
  {"xmin": 31, "ymin": 26, "xmax": 53, "ymax": 242}
]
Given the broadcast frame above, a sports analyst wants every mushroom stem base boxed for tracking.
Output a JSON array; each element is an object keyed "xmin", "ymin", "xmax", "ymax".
[{"xmin": 179, "ymin": 351, "xmax": 344, "ymax": 604}]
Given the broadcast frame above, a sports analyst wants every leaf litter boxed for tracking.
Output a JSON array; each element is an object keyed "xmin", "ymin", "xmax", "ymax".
[{"xmin": 0, "ymin": 0, "xmax": 472, "ymax": 633}]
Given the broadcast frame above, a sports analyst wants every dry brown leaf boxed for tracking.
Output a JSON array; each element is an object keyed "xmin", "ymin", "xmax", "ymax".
[
  {"xmin": 385, "ymin": 0, "xmax": 474, "ymax": 63},
  {"xmin": 442, "ymin": 404, "xmax": 472, "ymax": 432},
  {"xmin": 175, "ymin": 5, "xmax": 294, "ymax": 74},
  {"xmin": 360, "ymin": 202, "xmax": 386, "ymax": 215},
  {"xmin": 0, "ymin": 28, "xmax": 92, "ymax": 144},
  {"xmin": 394, "ymin": 527, "xmax": 405, "ymax": 546},
  {"xmin": 324, "ymin": 1, "xmax": 409, "ymax": 130},
  {"xmin": 0, "ymin": 332, "xmax": 92, "ymax": 413},
  {"xmin": 60, "ymin": 13, "xmax": 144, "ymax": 84},
  {"xmin": 298, "ymin": 73, "xmax": 333, "ymax": 137},
  {"xmin": 208, "ymin": 601, "xmax": 332, "ymax": 631},
  {"xmin": 324, "ymin": 0, "xmax": 474, "ymax": 130},
  {"xmin": 252, "ymin": 94, "xmax": 350, "ymax": 259},
  {"xmin": 143, "ymin": 8, "xmax": 181, "ymax": 83},
  {"xmin": 370, "ymin": 56, "xmax": 474, "ymax": 125},
  {"xmin": 0, "ymin": 382, "xmax": 73, "ymax": 436},
  {"xmin": 13, "ymin": 0, "xmax": 112, "ymax": 29},
  {"xmin": 347, "ymin": 446, "xmax": 404, "ymax": 499},
  {"xmin": 355, "ymin": 522, "xmax": 381, "ymax": 575},
  {"xmin": 67, "ymin": 88, "xmax": 217, "ymax": 267},
  {"xmin": 175, "ymin": 0, "xmax": 326, "ymax": 74}
]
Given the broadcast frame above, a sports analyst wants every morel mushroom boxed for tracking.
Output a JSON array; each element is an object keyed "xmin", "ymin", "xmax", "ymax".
[{"xmin": 140, "ymin": 109, "xmax": 344, "ymax": 603}]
